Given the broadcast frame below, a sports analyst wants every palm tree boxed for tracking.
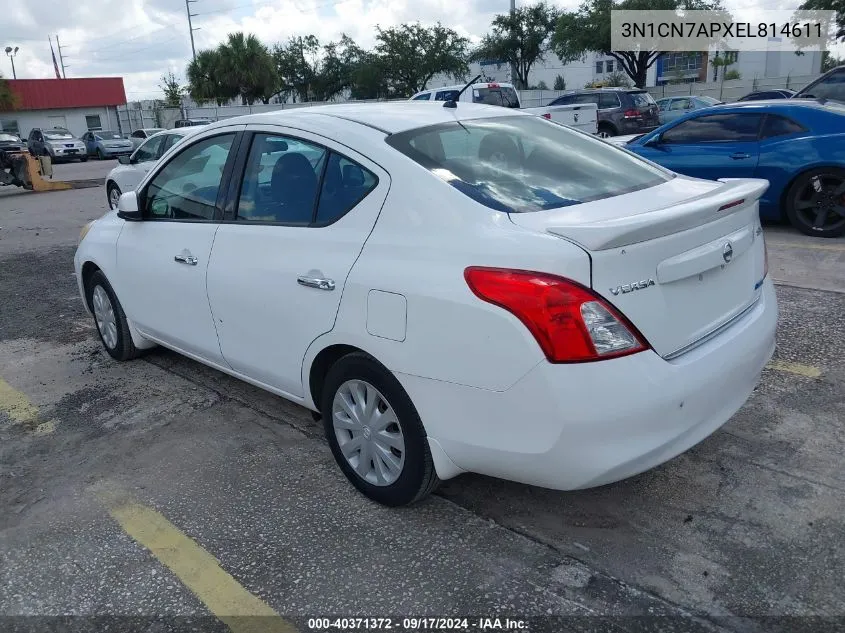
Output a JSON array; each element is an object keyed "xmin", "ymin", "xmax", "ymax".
[
  {"xmin": 217, "ymin": 32, "xmax": 277, "ymax": 105},
  {"xmin": 186, "ymin": 49, "xmax": 230, "ymax": 105}
]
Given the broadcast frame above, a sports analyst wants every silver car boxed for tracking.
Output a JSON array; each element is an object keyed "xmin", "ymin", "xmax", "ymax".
[{"xmin": 656, "ymin": 96, "xmax": 722, "ymax": 124}]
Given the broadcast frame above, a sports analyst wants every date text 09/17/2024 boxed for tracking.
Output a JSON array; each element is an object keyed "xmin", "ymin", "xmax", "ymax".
[{"xmin": 306, "ymin": 617, "xmax": 528, "ymax": 630}]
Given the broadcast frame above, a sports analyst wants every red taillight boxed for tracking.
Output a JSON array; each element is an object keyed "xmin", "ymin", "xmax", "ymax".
[
  {"xmin": 623, "ymin": 109, "xmax": 641, "ymax": 118},
  {"xmin": 718, "ymin": 199, "xmax": 745, "ymax": 212},
  {"xmin": 464, "ymin": 267, "xmax": 649, "ymax": 363},
  {"xmin": 488, "ymin": 82, "xmax": 500, "ymax": 88},
  {"xmin": 541, "ymin": 112, "xmax": 551, "ymax": 119}
]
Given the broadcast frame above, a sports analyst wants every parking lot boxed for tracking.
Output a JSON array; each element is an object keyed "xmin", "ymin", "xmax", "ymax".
[{"xmin": 1, "ymin": 159, "xmax": 843, "ymax": 632}]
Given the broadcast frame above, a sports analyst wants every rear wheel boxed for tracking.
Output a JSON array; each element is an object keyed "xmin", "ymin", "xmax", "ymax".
[
  {"xmin": 597, "ymin": 123, "xmax": 615, "ymax": 138},
  {"xmin": 784, "ymin": 168, "xmax": 845, "ymax": 238},
  {"xmin": 321, "ymin": 352, "xmax": 439, "ymax": 506},
  {"xmin": 85, "ymin": 270, "xmax": 139, "ymax": 361}
]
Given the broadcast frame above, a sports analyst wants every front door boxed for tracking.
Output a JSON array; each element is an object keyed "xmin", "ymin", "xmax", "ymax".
[
  {"xmin": 638, "ymin": 112, "xmax": 762, "ymax": 181},
  {"xmin": 206, "ymin": 128, "xmax": 389, "ymax": 397},
  {"xmin": 115, "ymin": 130, "xmax": 240, "ymax": 363}
]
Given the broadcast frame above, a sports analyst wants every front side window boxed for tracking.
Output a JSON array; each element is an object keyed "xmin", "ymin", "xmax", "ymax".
[
  {"xmin": 661, "ymin": 113, "xmax": 763, "ymax": 143},
  {"xmin": 237, "ymin": 134, "xmax": 326, "ymax": 224},
  {"xmin": 132, "ymin": 135, "xmax": 165, "ymax": 163},
  {"xmin": 412, "ymin": 93, "xmax": 432, "ymax": 101},
  {"xmin": 143, "ymin": 134, "xmax": 235, "ymax": 221},
  {"xmin": 386, "ymin": 116, "xmax": 671, "ymax": 213}
]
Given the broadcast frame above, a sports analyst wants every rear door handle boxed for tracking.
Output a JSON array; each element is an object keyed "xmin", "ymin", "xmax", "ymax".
[
  {"xmin": 297, "ymin": 276, "xmax": 335, "ymax": 291},
  {"xmin": 730, "ymin": 152, "xmax": 751, "ymax": 160},
  {"xmin": 174, "ymin": 254, "xmax": 198, "ymax": 265}
]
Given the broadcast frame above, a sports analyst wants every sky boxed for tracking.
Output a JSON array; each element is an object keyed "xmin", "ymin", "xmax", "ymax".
[{"xmin": 0, "ymin": 0, "xmax": 839, "ymax": 100}]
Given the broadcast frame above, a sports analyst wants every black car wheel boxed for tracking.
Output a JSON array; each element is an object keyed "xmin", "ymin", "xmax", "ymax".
[
  {"xmin": 97, "ymin": 148, "xmax": 106, "ymax": 160},
  {"xmin": 784, "ymin": 168, "xmax": 845, "ymax": 238}
]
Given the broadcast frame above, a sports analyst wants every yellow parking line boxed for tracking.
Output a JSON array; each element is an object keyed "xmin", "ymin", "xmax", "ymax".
[
  {"xmin": 0, "ymin": 378, "xmax": 55, "ymax": 434},
  {"xmin": 767, "ymin": 361, "xmax": 822, "ymax": 378},
  {"xmin": 105, "ymin": 496, "xmax": 298, "ymax": 633},
  {"xmin": 766, "ymin": 241, "xmax": 845, "ymax": 252}
]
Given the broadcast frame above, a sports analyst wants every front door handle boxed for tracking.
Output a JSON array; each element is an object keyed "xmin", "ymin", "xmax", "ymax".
[
  {"xmin": 174, "ymin": 254, "xmax": 198, "ymax": 265},
  {"xmin": 730, "ymin": 152, "xmax": 751, "ymax": 160},
  {"xmin": 297, "ymin": 276, "xmax": 335, "ymax": 291}
]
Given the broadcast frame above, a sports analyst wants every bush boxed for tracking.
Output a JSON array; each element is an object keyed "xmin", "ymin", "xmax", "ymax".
[
  {"xmin": 724, "ymin": 69, "xmax": 741, "ymax": 80},
  {"xmin": 554, "ymin": 74, "xmax": 566, "ymax": 90}
]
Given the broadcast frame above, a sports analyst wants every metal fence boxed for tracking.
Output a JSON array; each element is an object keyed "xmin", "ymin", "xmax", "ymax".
[{"xmin": 115, "ymin": 72, "xmax": 822, "ymax": 131}]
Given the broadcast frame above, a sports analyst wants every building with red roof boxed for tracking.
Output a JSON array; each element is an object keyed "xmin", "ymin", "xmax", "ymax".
[{"xmin": 1, "ymin": 77, "xmax": 127, "ymax": 140}]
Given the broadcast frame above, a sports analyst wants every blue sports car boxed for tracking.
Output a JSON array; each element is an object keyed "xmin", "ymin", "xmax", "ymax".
[{"xmin": 613, "ymin": 100, "xmax": 845, "ymax": 237}]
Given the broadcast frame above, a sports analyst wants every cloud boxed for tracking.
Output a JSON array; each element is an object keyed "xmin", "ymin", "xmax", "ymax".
[{"xmin": 1, "ymin": 0, "xmax": 840, "ymax": 99}]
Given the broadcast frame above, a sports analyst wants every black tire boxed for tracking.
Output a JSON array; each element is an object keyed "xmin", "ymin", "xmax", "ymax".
[
  {"xmin": 85, "ymin": 270, "xmax": 139, "ymax": 361},
  {"xmin": 80, "ymin": 154, "xmax": 88, "ymax": 162},
  {"xmin": 784, "ymin": 168, "xmax": 845, "ymax": 238},
  {"xmin": 597, "ymin": 123, "xmax": 616, "ymax": 138},
  {"xmin": 107, "ymin": 182, "xmax": 122, "ymax": 210},
  {"xmin": 97, "ymin": 148, "xmax": 106, "ymax": 160},
  {"xmin": 321, "ymin": 352, "xmax": 439, "ymax": 506}
]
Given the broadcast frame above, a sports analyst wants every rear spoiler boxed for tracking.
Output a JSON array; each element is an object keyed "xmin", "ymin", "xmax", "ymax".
[{"xmin": 543, "ymin": 178, "xmax": 769, "ymax": 251}]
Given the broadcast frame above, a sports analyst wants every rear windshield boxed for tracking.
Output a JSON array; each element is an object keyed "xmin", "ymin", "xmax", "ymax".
[
  {"xmin": 386, "ymin": 115, "xmax": 671, "ymax": 213},
  {"xmin": 473, "ymin": 87, "xmax": 520, "ymax": 108},
  {"xmin": 629, "ymin": 92, "xmax": 656, "ymax": 108}
]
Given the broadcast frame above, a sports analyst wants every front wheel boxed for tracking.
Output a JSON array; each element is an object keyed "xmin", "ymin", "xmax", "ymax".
[
  {"xmin": 321, "ymin": 352, "xmax": 439, "ymax": 506},
  {"xmin": 85, "ymin": 270, "xmax": 139, "ymax": 361},
  {"xmin": 80, "ymin": 155, "xmax": 88, "ymax": 162},
  {"xmin": 107, "ymin": 183, "xmax": 122, "ymax": 210},
  {"xmin": 97, "ymin": 148, "xmax": 106, "ymax": 160},
  {"xmin": 784, "ymin": 168, "xmax": 845, "ymax": 238}
]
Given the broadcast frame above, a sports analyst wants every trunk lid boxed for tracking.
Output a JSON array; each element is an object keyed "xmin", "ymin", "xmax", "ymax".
[{"xmin": 509, "ymin": 176, "xmax": 769, "ymax": 359}]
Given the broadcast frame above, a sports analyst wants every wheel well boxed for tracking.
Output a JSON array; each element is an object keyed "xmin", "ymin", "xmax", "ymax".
[
  {"xmin": 81, "ymin": 262, "xmax": 101, "ymax": 311},
  {"xmin": 308, "ymin": 344, "xmax": 367, "ymax": 412},
  {"xmin": 598, "ymin": 120, "xmax": 616, "ymax": 133},
  {"xmin": 106, "ymin": 180, "xmax": 118, "ymax": 191}
]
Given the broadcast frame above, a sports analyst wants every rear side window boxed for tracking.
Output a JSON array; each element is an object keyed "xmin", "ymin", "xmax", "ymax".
[
  {"xmin": 629, "ymin": 92, "xmax": 655, "ymax": 108},
  {"xmin": 760, "ymin": 115, "xmax": 807, "ymax": 139},
  {"xmin": 661, "ymin": 113, "xmax": 763, "ymax": 143},
  {"xmin": 315, "ymin": 153, "xmax": 378, "ymax": 225},
  {"xmin": 472, "ymin": 87, "xmax": 520, "ymax": 108},
  {"xmin": 386, "ymin": 116, "xmax": 671, "ymax": 213},
  {"xmin": 599, "ymin": 93, "xmax": 621, "ymax": 109},
  {"xmin": 412, "ymin": 93, "xmax": 432, "ymax": 101}
]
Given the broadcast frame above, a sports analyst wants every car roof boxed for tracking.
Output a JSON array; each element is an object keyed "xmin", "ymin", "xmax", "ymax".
[
  {"xmin": 708, "ymin": 99, "xmax": 840, "ymax": 111},
  {"xmin": 236, "ymin": 102, "xmax": 531, "ymax": 134}
]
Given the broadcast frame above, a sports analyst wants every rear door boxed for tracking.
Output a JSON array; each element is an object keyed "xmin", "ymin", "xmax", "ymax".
[
  {"xmin": 205, "ymin": 127, "xmax": 390, "ymax": 398},
  {"xmin": 636, "ymin": 112, "xmax": 763, "ymax": 181}
]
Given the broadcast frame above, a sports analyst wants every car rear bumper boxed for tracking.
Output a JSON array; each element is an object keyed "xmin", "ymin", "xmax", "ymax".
[{"xmin": 397, "ymin": 279, "xmax": 778, "ymax": 489}]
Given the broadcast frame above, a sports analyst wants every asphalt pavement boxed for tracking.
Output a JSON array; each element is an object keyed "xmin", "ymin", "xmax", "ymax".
[{"xmin": 0, "ymin": 177, "xmax": 843, "ymax": 633}]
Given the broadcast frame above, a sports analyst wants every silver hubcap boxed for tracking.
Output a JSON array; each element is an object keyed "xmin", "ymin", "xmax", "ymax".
[
  {"xmin": 332, "ymin": 379, "xmax": 405, "ymax": 486},
  {"xmin": 108, "ymin": 187, "xmax": 120, "ymax": 209},
  {"xmin": 598, "ymin": 130, "xmax": 610, "ymax": 138},
  {"xmin": 92, "ymin": 285, "xmax": 118, "ymax": 350}
]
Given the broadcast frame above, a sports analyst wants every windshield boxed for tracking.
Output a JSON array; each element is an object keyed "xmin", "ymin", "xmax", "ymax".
[
  {"xmin": 795, "ymin": 68, "xmax": 845, "ymax": 103},
  {"xmin": 44, "ymin": 130, "xmax": 73, "ymax": 140},
  {"xmin": 630, "ymin": 92, "xmax": 656, "ymax": 108},
  {"xmin": 96, "ymin": 131, "xmax": 123, "ymax": 140},
  {"xmin": 386, "ymin": 116, "xmax": 671, "ymax": 213},
  {"xmin": 473, "ymin": 86, "xmax": 520, "ymax": 108},
  {"xmin": 0, "ymin": 133, "xmax": 20, "ymax": 142}
]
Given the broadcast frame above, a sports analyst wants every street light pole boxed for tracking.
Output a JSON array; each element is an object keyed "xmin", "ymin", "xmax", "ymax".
[
  {"xmin": 4, "ymin": 46, "xmax": 18, "ymax": 79},
  {"xmin": 186, "ymin": 0, "xmax": 200, "ymax": 62}
]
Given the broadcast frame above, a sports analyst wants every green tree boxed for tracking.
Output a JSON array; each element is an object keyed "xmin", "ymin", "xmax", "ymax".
[
  {"xmin": 821, "ymin": 51, "xmax": 844, "ymax": 71},
  {"xmin": 724, "ymin": 69, "xmax": 741, "ymax": 80},
  {"xmin": 218, "ymin": 32, "xmax": 277, "ymax": 105},
  {"xmin": 349, "ymin": 50, "xmax": 391, "ymax": 99},
  {"xmin": 553, "ymin": 74, "xmax": 566, "ymax": 90},
  {"xmin": 552, "ymin": 0, "xmax": 727, "ymax": 88},
  {"xmin": 186, "ymin": 49, "xmax": 230, "ymax": 105},
  {"xmin": 536, "ymin": 79, "xmax": 549, "ymax": 90},
  {"xmin": 470, "ymin": 3, "xmax": 559, "ymax": 90},
  {"xmin": 374, "ymin": 23, "xmax": 470, "ymax": 96},
  {"xmin": 272, "ymin": 35, "xmax": 321, "ymax": 102},
  {"xmin": 604, "ymin": 70, "xmax": 632, "ymax": 86},
  {"xmin": 0, "ymin": 73, "xmax": 17, "ymax": 111},
  {"xmin": 159, "ymin": 71, "xmax": 184, "ymax": 107},
  {"xmin": 797, "ymin": 0, "xmax": 844, "ymax": 41}
]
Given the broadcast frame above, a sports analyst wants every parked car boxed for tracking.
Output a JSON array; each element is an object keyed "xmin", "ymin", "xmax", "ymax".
[
  {"xmin": 128, "ymin": 128, "xmax": 166, "ymax": 149},
  {"xmin": 410, "ymin": 82, "xmax": 598, "ymax": 134},
  {"xmin": 656, "ymin": 96, "xmax": 722, "ymax": 123},
  {"xmin": 0, "ymin": 132, "xmax": 26, "ymax": 153},
  {"xmin": 737, "ymin": 89, "xmax": 796, "ymax": 101},
  {"xmin": 76, "ymin": 102, "xmax": 777, "ymax": 506},
  {"xmin": 792, "ymin": 64, "xmax": 845, "ymax": 103},
  {"xmin": 81, "ymin": 130, "xmax": 134, "ymax": 160},
  {"xmin": 174, "ymin": 118, "xmax": 215, "ymax": 128},
  {"xmin": 27, "ymin": 127, "xmax": 87, "ymax": 162},
  {"xmin": 611, "ymin": 100, "xmax": 845, "ymax": 237},
  {"xmin": 545, "ymin": 88, "xmax": 660, "ymax": 137},
  {"xmin": 105, "ymin": 128, "xmax": 194, "ymax": 209}
]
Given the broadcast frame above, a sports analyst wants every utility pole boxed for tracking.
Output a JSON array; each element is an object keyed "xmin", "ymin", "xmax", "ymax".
[
  {"xmin": 509, "ymin": 0, "xmax": 518, "ymax": 88},
  {"xmin": 56, "ymin": 35, "xmax": 68, "ymax": 78},
  {"xmin": 185, "ymin": 0, "xmax": 200, "ymax": 62}
]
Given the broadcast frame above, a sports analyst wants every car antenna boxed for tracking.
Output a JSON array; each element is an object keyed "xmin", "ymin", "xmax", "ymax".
[{"xmin": 444, "ymin": 74, "xmax": 482, "ymax": 109}]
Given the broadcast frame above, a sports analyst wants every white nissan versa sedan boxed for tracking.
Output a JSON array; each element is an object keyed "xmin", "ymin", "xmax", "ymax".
[{"xmin": 74, "ymin": 102, "xmax": 778, "ymax": 506}]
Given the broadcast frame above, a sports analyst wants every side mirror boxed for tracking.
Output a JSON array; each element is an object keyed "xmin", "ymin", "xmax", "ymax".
[
  {"xmin": 116, "ymin": 192, "xmax": 142, "ymax": 221},
  {"xmin": 118, "ymin": 155, "xmax": 131, "ymax": 165}
]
